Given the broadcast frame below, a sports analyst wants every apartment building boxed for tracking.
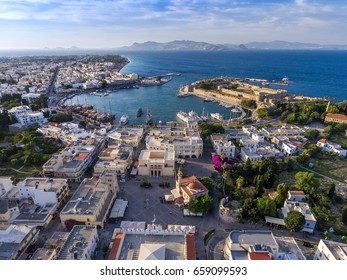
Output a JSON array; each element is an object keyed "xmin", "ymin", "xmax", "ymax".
[
  {"xmin": 60, "ymin": 171, "xmax": 118, "ymax": 229},
  {"xmin": 43, "ymin": 145, "xmax": 96, "ymax": 182},
  {"xmin": 146, "ymin": 128, "xmax": 203, "ymax": 158},
  {"xmin": 210, "ymin": 134, "xmax": 236, "ymax": 159}
]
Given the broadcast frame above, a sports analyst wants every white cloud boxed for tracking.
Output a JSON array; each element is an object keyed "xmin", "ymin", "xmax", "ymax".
[{"xmin": 0, "ymin": 0, "xmax": 346, "ymax": 48}]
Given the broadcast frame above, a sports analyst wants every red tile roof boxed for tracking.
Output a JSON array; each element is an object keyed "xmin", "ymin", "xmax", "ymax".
[
  {"xmin": 73, "ymin": 152, "xmax": 89, "ymax": 161},
  {"xmin": 318, "ymin": 139, "xmax": 327, "ymax": 143},
  {"xmin": 180, "ymin": 176, "xmax": 208, "ymax": 197},
  {"xmin": 186, "ymin": 233, "xmax": 196, "ymax": 260},
  {"xmin": 326, "ymin": 113, "xmax": 347, "ymax": 121},
  {"xmin": 48, "ymin": 122, "xmax": 63, "ymax": 128},
  {"xmin": 248, "ymin": 252, "xmax": 272, "ymax": 260},
  {"xmin": 289, "ymin": 190, "xmax": 305, "ymax": 195},
  {"xmin": 108, "ymin": 233, "xmax": 123, "ymax": 260}
]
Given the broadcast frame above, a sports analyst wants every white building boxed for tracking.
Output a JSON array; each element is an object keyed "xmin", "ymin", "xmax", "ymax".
[
  {"xmin": 108, "ymin": 127, "xmax": 144, "ymax": 147},
  {"xmin": 43, "ymin": 145, "xmax": 96, "ymax": 182},
  {"xmin": 38, "ymin": 122, "xmax": 91, "ymax": 145},
  {"xmin": 138, "ymin": 150, "xmax": 175, "ymax": 177},
  {"xmin": 56, "ymin": 225, "xmax": 98, "ymax": 260},
  {"xmin": 287, "ymin": 190, "xmax": 306, "ymax": 202},
  {"xmin": 314, "ymin": 239, "xmax": 347, "ymax": 260},
  {"xmin": 146, "ymin": 126, "xmax": 203, "ymax": 158},
  {"xmin": 0, "ymin": 224, "xmax": 40, "ymax": 260},
  {"xmin": 281, "ymin": 142, "xmax": 301, "ymax": 156},
  {"xmin": 211, "ymin": 134, "xmax": 236, "ymax": 158},
  {"xmin": 0, "ymin": 177, "xmax": 15, "ymax": 198},
  {"xmin": 282, "ymin": 199, "xmax": 316, "ymax": 233},
  {"xmin": 240, "ymin": 146, "xmax": 282, "ymax": 162},
  {"xmin": 16, "ymin": 178, "xmax": 69, "ymax": 207},
  {"xmin": 8, "ymin": 105, "xmax": 46, "ymax": 126},
  {"xmin": 261, "ymin": 125, "xmax": 305, "ymax": 139},
  {"xmin": 94, "ymin": 143, "xmax": 133, "ymax": 177},
  {"xmin": 60, "ymin": 171, "xmax": 118, "ymax": 229},
  {"xmin": 21, "ymin": 93, "xmax": 41, "ymax": 103},
  {"xmin": 224, "ymin": 230, "xmax": 305, "ymax": 260},
  {"xmin": 317, "ymin": 139, "xmax": 347, "ymax": 157}
]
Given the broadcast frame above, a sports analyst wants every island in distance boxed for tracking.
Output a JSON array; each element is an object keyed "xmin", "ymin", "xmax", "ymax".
[{"xmin": 117, "ymin": 40, "xmax": 347, "ymax": 51}]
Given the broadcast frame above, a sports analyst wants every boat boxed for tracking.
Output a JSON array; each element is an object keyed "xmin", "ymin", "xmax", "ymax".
[
  {"xmin": 210, "ymin": 113, "xmax": 224, "ymax": 121},
  {"xmin": 146, "ymin": 107, "xmax": 153, "ymax": 126},
  {"xmin": 136, "ymin": 107, "xmax": 143, "ymax": 117},
  {"xmin": 203, "ymin": 98, "xmax": 212, "ymax": 102},
  {"xmin": 282, "ymin": 76, "xmax": 289, "ymax": 83},
  {"xmin": 119, "ymin": 115, "xmax": 129, "ymax": 125},
  {"xmin": 90, "ymin": 91, "xmax": 109, "ymax": 97},
  {"xmin": 176, "ymin": 111, "xmax": 201, "ymax": 123}
]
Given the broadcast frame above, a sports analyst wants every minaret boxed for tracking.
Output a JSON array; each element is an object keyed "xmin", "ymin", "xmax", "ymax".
[{"xmin": 176, "ymin": 167, "xmax": 183, "ymax": 194}]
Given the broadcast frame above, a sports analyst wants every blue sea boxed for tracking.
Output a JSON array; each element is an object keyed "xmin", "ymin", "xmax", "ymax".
[{"xmin": 1, "ymin": 50, "xmax": 347, "ymax": 124}]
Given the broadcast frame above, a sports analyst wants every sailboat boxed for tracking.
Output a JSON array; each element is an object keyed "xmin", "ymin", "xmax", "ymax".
[{"xmin": 146, "ymin": 107, "xmax": 153, "ymax": 126}]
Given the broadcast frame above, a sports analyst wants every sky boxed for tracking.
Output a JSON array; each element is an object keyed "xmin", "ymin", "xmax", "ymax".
[{"xmin": 0, "ymin": 0, "xmax": 346, "ymax": 49}]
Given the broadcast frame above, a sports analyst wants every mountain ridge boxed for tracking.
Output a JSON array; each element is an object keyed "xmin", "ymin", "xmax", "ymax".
[{"xmin": 116, "ymin": 40, "xmax": 347, "ymax": 51}]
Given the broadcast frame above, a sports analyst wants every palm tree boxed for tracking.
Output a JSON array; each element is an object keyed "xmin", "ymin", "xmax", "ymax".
[{"xmin": 236, "ymin": 176, "xmax": 245, "ymax": 189}]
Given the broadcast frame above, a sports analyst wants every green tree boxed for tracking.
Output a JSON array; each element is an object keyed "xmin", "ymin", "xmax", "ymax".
[
  {"xmin": 236, "ymin": 176, "xmax": 245, "ymax": 189},
  {"xmin": 257, "ymin": 197, "xmax": 277, "ymax": 218},
  {"xmin": 254, "ymin": 175, "xmax": 264, "ymax": 198},
  {"xmin": 241, "ymin": 198, "xmax": 259, "ymax": 222},
  {"xmin": 342, "ymin": 206, "xmax": 347, "ymax": 226},
  {"xmin": 188, "ymin": 195, "xmax": 213, "ymax": 213},
  {"xmin": 341, "ymin": 236, "xmax": 347, "ymax": 244},
  {"xmin": 323, "ymin": 230, "xmax": 331, "ymax": 240},
  {"xmin": 257, "ymin": 108, "xmax": 270, "ymax": 119},
  {"xmin": 284, "ymin": 211, "xmax": 305, "ymax": 232},
  {"xmin": 312, "ymin": 205, "xmax": 334, "ymax": 231},
  {"xmin": 328, "ymin": 183, "xmax": 336, "ymax": 200},
  {"xmin": 304, "ymin": 128, "xmax": 320, "ymax": 140},
  {"xmin": 242, "ymin": 158, "xmax": 253, "ymax": 179},
  {"xmin": 199, "ymin": 177, "xmax": 214, "ymax": 191},
  {"xmin": 263, "ymin": 169, "xmax": 275, "ymax": 189},
  {"xmin": 275, "ymin": 183, "xmax": 290, "ymax": 207},
  {"xmin": 295, "ymin": 172, "xmax": 319, "ymax": 197}
]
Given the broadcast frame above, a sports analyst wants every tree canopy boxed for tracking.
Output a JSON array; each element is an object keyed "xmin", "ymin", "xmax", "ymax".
[{"xmin": 284, "ymin": 211, "xmax": 305, "ymax": 232}]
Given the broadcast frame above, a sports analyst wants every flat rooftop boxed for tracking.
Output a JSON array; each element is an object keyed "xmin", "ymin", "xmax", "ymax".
[
  {"xmin": 139, "ymin": 150, "xmax": 175, "ymax": 161},
  {"xmin": 0, "ymin": 224, "xmax": 37, "ymax": 260},
  {"xmin": 61, "ymin": 179, "xmax": 105, "ymax": 216},
  {"xmin": 44, "ymin": 232, "xmax": 69, "ymax": 249},
  {"xmin": 118, "ymin": 233, "xmax": 186, "ymax": 260},
  {"xmin": 275, "ymin": 237, "xmax": 306, "ymax": 260},
  {"xmin": 18, "ymin": 178, "xmax": 67, "ymax": 192},
  {"xmin": 229, "ymin": 230, "xmax": 278, "ymax": 247},
  {"xmin": 322, "ymin": 240, "xmax": 347, "ymax": 260},
  {"xmin": 31, "ymin": 248, "xmax": 55, "ymax": 260},
  {"xmin": 56, "ymin": 225, "xmax": 97, "ymax": 260}
]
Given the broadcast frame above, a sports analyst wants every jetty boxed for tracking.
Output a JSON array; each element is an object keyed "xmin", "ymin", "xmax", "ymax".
[{"xmin": 145, "ymin": 73, "xmax": 181, "ymax": 79}]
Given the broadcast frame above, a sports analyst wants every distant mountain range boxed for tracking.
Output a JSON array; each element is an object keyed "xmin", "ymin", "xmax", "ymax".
[
  {"xmin": 116, "ymin": 40, "xmax": 247, "ymax": 51},
  {"xmin": 117, "ymin": 40, "xmax": 347, "ymax": 51}
]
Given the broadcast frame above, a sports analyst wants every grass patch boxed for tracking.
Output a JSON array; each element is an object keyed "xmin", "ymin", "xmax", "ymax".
[{"xmin": 331, "ymin": 133, "xmax": 347, "ymax": 150}]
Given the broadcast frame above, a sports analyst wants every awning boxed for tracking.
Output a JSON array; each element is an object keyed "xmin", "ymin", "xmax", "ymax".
[
  {"xmin": 164, "ymin": 194, "xmax": 175, "ymax": 202},
  {"xmin": 265, "ymin": 216, "xmax": 285, "ymax": 226},
  {"xmin": 109, "ymin": 199, "xmax": 128, "ymax": 218}
]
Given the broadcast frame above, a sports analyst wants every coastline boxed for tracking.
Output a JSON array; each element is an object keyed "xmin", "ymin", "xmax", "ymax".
[{"xmin": 53, "ymin": 57, "xmax": 131, "ymax": 107}]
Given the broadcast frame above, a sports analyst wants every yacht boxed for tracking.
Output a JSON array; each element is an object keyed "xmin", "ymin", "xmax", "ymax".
[
  {"xmin": 136, "ymin": 107, "xmax": 143, "ymax": 117},
  {"xmin": 119, "ymin": 115, "xmax": 129, "ymax": 125},
  {"xmin": 210, "ymin": 113, "xmax": 224, "ymax": 121}
]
